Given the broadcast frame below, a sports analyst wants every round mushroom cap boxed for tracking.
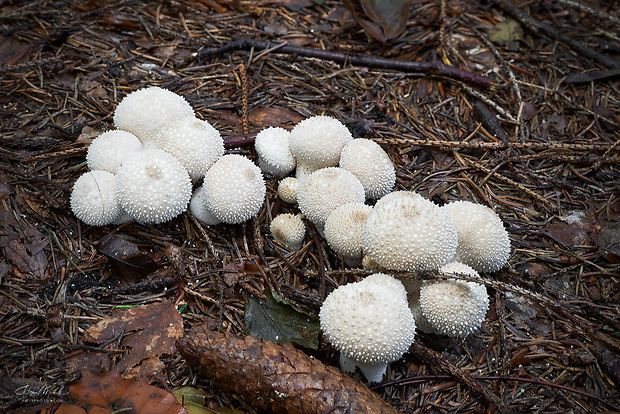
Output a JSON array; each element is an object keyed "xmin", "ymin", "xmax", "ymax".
[
  {"xmin": 362, "ymin": 273, "xmax": 408, "ymax": 302},
  {"xmin": 71, "ymin": 170, "xmax": 123, "ymax": 226},
  {"xmin": 339, "ymin": 139, "xmax": 395, "ymax": 200},
  {"xmin": 255, "ymin": 127, "xmax": 295, "ymax": 177},
  {"xmin": 289, "ymin": 115, "xmax": 352, "ymax": 179},
  {"xmin": 319, "ymin": 279, "xmax": 415, "ymax": 382},
  {"xmin": 442, "ymin": 201, "xmax": 511, "ymax": 273},
  {"xmin": 189, "ymin": 186, "xmax": 220, "ymax": 226},
  {"xmin": 202, "ymin": 154, "xmax": 266, "ymax": 224},
  {"xmin": 277, "ymin": 177, "xmax": 300, "ymax": 204},
  {"xmin": 113, "ymin": 86, "xmax": 195, "ymax": 145},
  {"xmin": 270, "ymin": 213, "xmax": 306, "ymax": 250},
  {"xmin": 156, "ymin": 117, "xmax": 224, "ymax": 182},
  {"xmin": 86, "ymin": 130, "xmax": 142, "ymax": 174},
  {"xmin": 402, "ymin": 277, "xmax": 437, "ymax": 334},
  {"xmin": 363, "ymin": 191, "xmax": 458, "ymax": 272},
  {"xmin": 297, "ymin": 167, "xmax": 365, "ymax": 229},
  {"xmin": 419, "ymin": 262, "xmax": 489, "ymax": 338},
  {"xmin": 324, "ymin": 202, "xmax": 372, "ymax": 262},
  {"xmin": 115, "ymin": 149, "xmax": 192, "ymax": 224}
]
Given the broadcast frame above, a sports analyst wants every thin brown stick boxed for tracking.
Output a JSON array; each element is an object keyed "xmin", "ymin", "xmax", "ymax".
[{"xmin": 195, "ymin": 36, "xmax": 494, "ymax": 89}]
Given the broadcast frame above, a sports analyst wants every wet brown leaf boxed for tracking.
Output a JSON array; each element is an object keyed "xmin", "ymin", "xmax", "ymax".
[
  {"xmin": 248, "ymin": 106, "xmax": 304, "ymax": 129},
  {"xmin": 541, "ymin": 210, "xmax": 595, "ymax": 248},
  {"xmin": 82, "ymin": 301, "xmax": 184, "ymax": 379},
  {"xmin": 0, "ymin": 210, "xmax": 49, "ymax": 279},
  {"xmin": 96, "ymin": 234, "xmax": 161, "ymax": 282},
  {"xmin": 344, "ymin": 0, "xmax": 412, "ymax": 43},
  {"xmin": 49, "ymin": 370, "xmax": 187, "ymax": 414}
]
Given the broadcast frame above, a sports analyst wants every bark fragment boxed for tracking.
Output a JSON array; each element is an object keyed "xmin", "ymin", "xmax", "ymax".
[{"xmin": 177, "ymin": 330, "xmax": 399, "ymax": 414}]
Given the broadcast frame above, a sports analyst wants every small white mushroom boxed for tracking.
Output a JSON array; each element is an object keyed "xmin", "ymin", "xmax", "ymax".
[
  {"xmin": 70, "ymin": 170, "xmax": 123, "ymax": 226},
  {"xmin": 115, "ymin": 149, "xmax": 192, "ymax": 224},
  {"xmin": 418, "ymin": 262, "xmax": 489, "ymax": 338},
  {"xmin": 319, "ymin": 276, "xmax": 415, "ymax": 383},
  {"xmin": 324, "ymin": 202, "xmax": 373, "ymax": 267},
  {"xmin": 339, "ymin": 139, "xmax": 395, "ymax": 200},
  {"xmin": 277, "ymin": 177, "xmax": 300, "ymax": 204},
  {"xmin": 270, "ymin": 213, "xmax": 306, "ymax": 250},
  {"xmin": 442, "ymin": 200, "xmax": 511, "ymax": 273},
  {"xmin": 297, "ymin": 167, "xmax": 365, "ymax": 230},
  {"xmin": 86, "ymin": 130, "xmax": 142, "ymax": 174},
  {"xmin": 363, "ymin": 191, "xmax": 458, "ymax": 272},
  {"xmin": 113, "ymin": 86, "xmax": 195, "ymax": 146},
  {"xmin": 254, "ymin": 127, "xmax": 296, "ymax": 177},
  {"xmin": 289, "ymin": 115, "xmax": 352, "ymax": 183},
  {"xmin": 189, "ymin": 185, "xmax": 221, "ymax": 226},
  {"xmin": 201, "ymin": 154, "xmax": 266, "ymax": 224},
  {"xmin": 156, "ymin": 117, "xmax": 224, "ymax": 183}
]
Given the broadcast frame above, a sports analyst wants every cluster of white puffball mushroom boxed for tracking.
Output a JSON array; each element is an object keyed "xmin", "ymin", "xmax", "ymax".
[
  {"xmin": 257, "ymin": 115, "xmax": 511, "ymax": 383},
  {"xmin": 70, "ymin": 86, "xmax": 266, "ymax": 227}
]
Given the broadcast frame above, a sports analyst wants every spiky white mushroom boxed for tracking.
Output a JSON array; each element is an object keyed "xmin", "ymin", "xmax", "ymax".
[
  {"xmin": 442, "ymin": 201, "xmax": 511, "ymax": 273},
  {"xmin": 277, "ymin": 177, "xmax": 300, "ymax": 204},
  {"xmin": 201, "ymin": 154, "xmax": 266, "ymax": 224},
  {"xmin": 113, "ymin": 86, "xmax": 195, "ymax": 146},
  {"xmin": 339, "ymin": 139, "xmax": 395, "ymax": 200},
  {"xmin": 115, "ymin": 149, "xmax": 192, "ymax": 224},
  {"xmin": 270, "ymin": 213, "xmax": 306, "ymax": 250},
  {"xmin": 71, "ymin": 170, "xmax": 123, "ymax": 226},
  {"xmin": 363, "ymin": 191, "xmax": 458, "ymax": 272},
  {"xmin": 418, "ymin": 262, "xmax": 489, "ymax": 337},
  {"xmin": 255, "ymin": 127, "xmax": 295, "ymax": 177},
  {"xmin": 289, "ymin": 116, "xmax": 352, "ymax": 183},
  {"xmin": 86, "ymin": 130, "xmax": 142, "ymax": 174},
  {"xmin": 297, "ymin": 167, "xmax": 365, "ymax": 230},
  {"xmin": 319, "ymin": 276, "xmax": 415, "ymax": 383},
  {"xmin": 324, "ymin": 202, "xmax": 373, "ymax": 267},
  {"xmin": 156, "ymin": 117, "xmax": 223, "ymax": 182}
]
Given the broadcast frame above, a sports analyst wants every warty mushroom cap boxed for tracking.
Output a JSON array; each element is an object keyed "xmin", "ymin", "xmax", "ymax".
[
  {"xmin": 442, "ymin": 200, "xmax": 511, "ymax": 273},
  {"xmin": 319, "ymin": 277, "xmax": 416, "ymax": 383},
  {"xmin": 297, "ymin": 167, "xmax": 365, "ymax": 230},
  {"xmin": 324, "ymin": 202, "xmax": 373, "ymax": 267},
  {"xmin": 189, "ymin": 185, "xmax": 221, "ymax": 226},
  {"xmin": 362, "ymin": 273, "xmax": 408, "ymax": 303},
  {"xmin": 70, "ymin": 170, "xmax": 123, "ymax": 226},
  {"xmin": 419, "ymin": 262, "xmax": 489, "ymax": 338},
  {"xmin": 289, "ymin": 115, "xmax": 352, "ymax": 182},
  {"xmin": 201, "ymin": 154, "xmax": 266, "ymax": 224},
  {"xmin": 115, "ymin": 149, "xmax": 192, "ymax": 224},
  {"xmin": 339, "ymin": 139, "xmax": 395, "ymax": 200},
  {"xmin": 362, "ymin": 191, "xmax": 458, "ymax": 272},
  {"xmin": 86, "ymin": 130, "xmax": 142, "ymax": 174},
  {"xmin": 156, "ymin": 117, "xmax": 224, "ymax": 183},
  {"xmin": 270, "ymin": 213, "xmax": 306, "ymax": 250},
  {"xmin": 255, "ymin": 127, "xmax": 296, "ymax": 177},
  {"xmin": 277, "ymin": 177, "xmax": 300, "ymax": 204},
  {"xmin": 113, "ymin": 86, "xmax": 195, "ymax": 146}
]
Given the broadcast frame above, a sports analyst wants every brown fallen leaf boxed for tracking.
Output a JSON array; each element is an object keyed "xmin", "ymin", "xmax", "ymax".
[
  {"xmin": 0, "ymin": 210, "xmax": 49, "ymax": 279},
  {"xmin": 47, "ymin": 370, "xmax": 188, "ymax": 414},
  {"xmin": 177, "ymin": 329, "xmax": 399, "ymax": 414},
  {"xmin": 81, "ymin": 301, "xmax": 183, "ymax": 379}
]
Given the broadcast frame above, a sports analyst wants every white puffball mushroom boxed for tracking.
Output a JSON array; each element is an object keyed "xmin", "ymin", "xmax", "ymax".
[
  {"xmin": 362, "ymin": 273, "xmax": 408, "ymax": 302},
  {"xmin": 201, "ymin": 154, "xmax": 266, "ymax": 224},
  {"xmin": 442, "ymin": 200, "xmax": 511, "ymax": 273},
  {"xmin": 156, "ymin": 117, "xmax": 224, "ymax": 183},
  {"xmin": 255, "ymin": 127, "xmax": 296, "ymax": 177},
  {"xmin": 324, "ymin": 202, "xmax": 373, "ymax": 267},
  {"xmin": 297, "ymin": 167, "xmax": 365, "ymax": 230},
  {"xmin": 403, "ymin": 277, "xmax": 437, "ymax": 334},
  {"xmin": 71, "ymin": 170, "xmax": 123, "ymax": 226},
  {"xmin": 189, "ymin": 186, "xmax": 220, "ymax": 226},
  {"xmin": 319, "ymin": 277, "xmax": 415, "ymax": 383},
  {"xmin": 270, "ymin": 213, "xmax": 306, "ymax": 250},
  {"xmin": 277, "ymin": 177, "xmax": 300, "ymax": 204},
  {"xmin": 363, "ymin": 191, "xmax": 458, "ymax": 272},
  {"xmin": 86, "ymin": 130, "xmax": 142, "ymax": 174},
  {"xmin": 289, "ymin": 115, "xmax": 352, "ymax": 183},
  {"xmin": 115, "ymin": 149, "xmax": 192, "ymax": 224},
  {"xmin": 339, "ymin": 139, "xmax": 395, "ymax": 200},
  {"xmin": 419, "ymin": 262, "xmax": 489, "ymax": 338},
  {"xmin": 113, "ymin": 86, "xmax": 195, "ymax": 146}
]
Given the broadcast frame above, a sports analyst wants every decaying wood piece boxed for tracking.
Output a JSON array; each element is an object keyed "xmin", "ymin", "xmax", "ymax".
[{"xmin": 177, "ymin": 330, "xmax": 400, "ymax": 414}]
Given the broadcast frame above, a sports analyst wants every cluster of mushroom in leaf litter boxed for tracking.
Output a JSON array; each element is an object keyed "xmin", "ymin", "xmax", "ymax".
[{"xmin": 70, "ymin": 86, "xmax": 511, "ymax": 384}]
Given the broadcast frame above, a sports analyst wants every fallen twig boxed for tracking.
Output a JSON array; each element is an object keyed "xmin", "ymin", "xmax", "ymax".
[{"xmin": 194, "ymin": 36, "xmax": 494, "ymax": 89}]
